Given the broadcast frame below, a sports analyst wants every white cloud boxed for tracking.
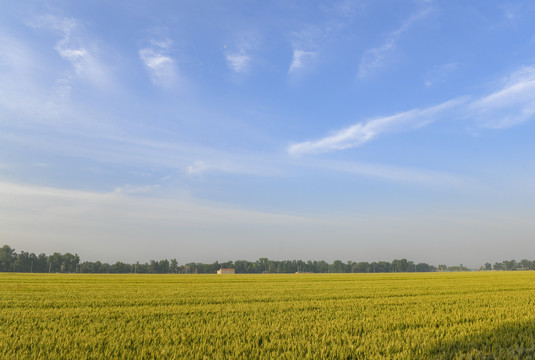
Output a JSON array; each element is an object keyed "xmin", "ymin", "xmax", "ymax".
[
  {"xmin": 0, "ymin": 31, "xmax": 121, "ymax": 133},
  {"xmin": 0, "ymin": 120, "xmax": 283, "ymax": 179},
  {"xmin": 358, "ymin": 40, "xmax": 395, "ymax": 78},
  {"xmin": 468, "ymin": 65, "xmax": 535, "ymax": 128},
  {"xmin": 289, "ymin": 63, "xmax": 535, "ymax": 156},
  {"xmin": 287, "ymin": 1, "xmax": 359, "ymax": 75},
  {"xmin": 499, "ymin": 3, "xmax": 525, "ymax": 22},
  {"xmin": 225, "ymin": 52, "xmax": 251, "ymax": 73},
  {"xmin": 358, "ymin": 7, "xmax": 432, "ymax": 78},
  {"xmin": 288, "ymin": 98, "xmax": 464, "ymax": 156},
  {"xmin": 149, "ymin": 38, "xmax": 172, "ymax": 49},
  {"xmin": 0, "ymin": 181, "xmax": 312, "ymax": 227},
  {"xmin": 287, "ymin": 26, "xmax": 321, "ymax": 74},
  {"xmin": 322, "ymin": 0, "xmax": 362, "ymax": 20},
  {"xmin": 187, "ymin": 161, "xmax": 208, "ymax": 175},
  {"xmin": 0, "ymin": 32, "xmax": 84, "ymax": 128},
  {"xmin": 288, "ymin": 49, "xmax": 317, "ymax": 74},
  {"xmin": 185, "ymin": 157, "xmax": 283, "ymax": 177},
  {"xmin": 307, "ymin": 159, "xmax": 470, "ymax": 186},
  {"xmin": 139, "ymin": 38, "xmax": 177, "ymax": 87},
  {"xmin": 139, "ymin": 49, "xmax": 173, "ymax": 69},
  {"xmin": 224, "ymin": 35, "xmax": 259, "ymax": 73},
  {"xmin": 31, "ymin": 15, "xmax": 110, "ymax": 88},
  {"xmin": 56, "ymin": 45, "xmax": 89, "ymax": 74}
]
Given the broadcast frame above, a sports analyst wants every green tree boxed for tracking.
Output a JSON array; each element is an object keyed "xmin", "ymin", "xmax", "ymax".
[
  {"xmin": 353, "ymin": 262, "xmax": 370, "ymax": 273},
  {"xmin": 62, "ymin": 253, "xmax": 80, "ymax": 272},
  {"xmin": 14, "ymin": 251, "xmax": 31, "ymax": 272},
  {"xmin": 520, "ymin": 259, "xmax": 534, "ymax": 270},
  {"xmin": 392, "ymin": 259, "xmax": 409, "ymax": 272},
  {"xmin": 330, "ymin": 260, "xmax": 346, "ymax": 273},
  {"xmin": 415, "ymin": 263, "xmax": 434, "ymax": 272},
  {"xmin": 503, "ymin": 260, "xmax": 517, "ymax": 271},
  {"xmin": 47, "ymin": 253, "xmax": 64, "ymax": 272},
  {"xmin": 170, "ymin": 259, "xmax": 178, "ymax": 273},
  {"xmin": 0, "ymin": 245, "xmax": 16, "ymax": 271},
  {"xmin": 34, "ymin": 253, "xmax": 48, "ymax": 272}
]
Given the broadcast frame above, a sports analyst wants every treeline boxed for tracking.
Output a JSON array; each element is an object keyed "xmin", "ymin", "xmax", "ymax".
[
  {"xmin": 1, "ymin": 244, "xmax": 532, "ymax": 274},
  {"xmin": 479, "ymin": 260, "xmax": 535, "ymax": 271},
  {"xmin": 1, "ymin": 244, "xmax": 437, "ymax": 274}
]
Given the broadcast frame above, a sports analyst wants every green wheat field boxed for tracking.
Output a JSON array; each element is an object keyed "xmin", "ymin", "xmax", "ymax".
[{"xmin": 2, "ymin": 272, "xmax": 535, "ymax": 359}]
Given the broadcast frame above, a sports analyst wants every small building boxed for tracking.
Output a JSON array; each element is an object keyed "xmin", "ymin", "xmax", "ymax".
[{"xmin": 217, "ymin": 268, "xmax": 235, "ymax": 275}]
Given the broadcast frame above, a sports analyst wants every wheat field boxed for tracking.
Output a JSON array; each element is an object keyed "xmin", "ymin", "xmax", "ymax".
[{"xmin": 2, "ymin": 272, "xmax": 535, "ymax": 359}]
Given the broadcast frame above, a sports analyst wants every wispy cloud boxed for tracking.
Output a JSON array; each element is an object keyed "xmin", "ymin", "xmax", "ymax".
[
  {"xmin": 0, "ymin": 181, "xmax": 316, "ymax": 260},
  {"xmin": 187, "ymin": 161, "xmax": 208, "ymax": 175},
  {"xmin": 321, "ymin": 0, "xmax": 362, "ymax": 21},
  {"xmin": 0, "ymin": 181, "xmax": 313, "ymax": 227},
  {"xmin": 0, "ymin": 14, "xmax": 121, "ymax": 134},
  {"xmin": 32, "ymin": 15, "xmax": 110, "ymax": 88},
  {"xmin": 0, "ymin": 33, "xmax": 42, "ymax": 115},
  {"xmin": 468, "ymin": 65, "xmax": 535, "ymax": 128},
  {"xmin": 0, "ymin": 32, "xmax": 36, "ymax": 77},
  {"xmin": 287, "ymin": 1, "xmax": 359, "ymax": 75},
  {"xmin": 139, "ymin": 38, "xmax": 177, "ymax": 87},
  {"xmin": 0, "ymin": 120, "xmax": 284, "ymax": 179},
  {"xmin": 112, "ymin": 184, "xmax": 161, "ymax": 194},
  {"xmin": 184, "ymin": 156, "xmax": 283, "ymax": 177},
  {"xmin": 358, "ymin": 7, "xmax": 432, "ymax": 78},
  {"xmin": 288, "ymin": 98, "xmax": 464, "ymax": 156},
  {"xmin": 225, "ymin": 52, "xmax": 251, "ymax": 73},
  {"xmin": 289, "ymin": 63, "xmax": 535, "ymax": 156},
  {"xmin": 0, "ymin": 31, "xmax": 93, "ymax": 129},
  {"xmin": 358, "ymin": 40, "xmax": 395, "ymax": 79},
  {"xmin": 224, "ymin": 36, "xmax": 257, "ymax": 73},
  {"xmin": 288, "ymin": 49, "xmax": 317, "ymax": 73},
  {"xmin": 307, "ymin": 159, "xmax": 470, "ymax": 187},
  {"xmin": 287, "ymin": 28, "xmax": 319, "ymax": 74},
  {"xmin": 499, "ymin": 2, "xmax": 525, "ymax": 22}
]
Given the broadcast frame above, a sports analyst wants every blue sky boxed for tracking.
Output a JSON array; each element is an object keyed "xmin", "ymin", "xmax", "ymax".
[{"xmin": 1, "ymin": 0, "xmax": 535, "ymax": 266}]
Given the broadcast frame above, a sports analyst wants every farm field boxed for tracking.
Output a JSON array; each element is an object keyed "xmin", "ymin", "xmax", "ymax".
[{"xmin": 2, "ymin": 272, "xmax": 535, "ymax": 359}]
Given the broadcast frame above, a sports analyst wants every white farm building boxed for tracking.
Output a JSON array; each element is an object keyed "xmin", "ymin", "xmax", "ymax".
[{"xmin": 217, "ymin": 268, "xmax": 235, "ymax": 275}]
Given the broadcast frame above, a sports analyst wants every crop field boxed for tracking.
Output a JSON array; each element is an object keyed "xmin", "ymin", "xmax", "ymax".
[{"xmin": 2, "ymin": 272, "xmax": 535, "ymax": 359}]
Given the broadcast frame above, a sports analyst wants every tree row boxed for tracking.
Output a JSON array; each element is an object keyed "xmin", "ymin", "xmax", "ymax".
[{"xmin": 2, "ymin": 244, "xmax": 532, "ymax": 274}]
